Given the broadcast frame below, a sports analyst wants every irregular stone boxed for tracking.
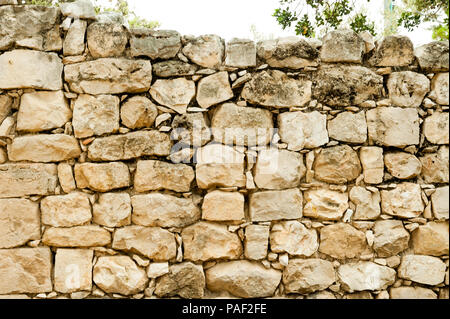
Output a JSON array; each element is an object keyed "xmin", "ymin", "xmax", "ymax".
[
  {"xmin": 398, "ymin": 255, "xmax": 446, "ymax": 285},
  {"xmin": 366, "ymin": 107, "xmax": 420, "ymax": 147},
  {"xmin": 327, "ymin": 111, "xmax": 367, "ymax": 143},
  {"xmin": 381, "ymin": 183, "xmax": 424, "ymax": 218},
  {"xmin": 130, "ymin": 29, "xmax": 180, "ymax": 59},
  {"xmin": 202, "ymin": 191, "xmax": 244, "ymax": 222},
  {"xmin": 41, "ymin": 192, "xmax": 91, "ymax": 227},
  {"xmin": 0, "ymin": 95, "xmax": 12, "ymax": 124},
  {"xmin": 241, "ymin": 70, "xmax": 312, "ymax": 107},
  {"xmin": 196, "ymin": 71, "xmax": 233, "ymax": 108},
  {"xmin": 171, "ymin": 112, "xmax": 211, "ymax": 147},
  {"xmin": 338, "ymin": 262, "xmax": 396, "ymax": 292},
  {"xmin": 423, "ymin": 112, "xmax": 449, "ymax": 144},
  {"xmin": 153, "ymin": 60, "xmax": 198, "ymax": 77},
  {"xmin": 415, "ymin": 41, "xmax": 449, "ymax": 72},
  {"xmin": 412, "ymin": 222, "xmax": 449, "ymax": 256},
  {"xmin": 87, "ymin": 22, "xmax": 127, "ymax": 58},
  {"xmin": 373, "ymin": 220, "xmax": 410, "ymax": 257},
  {"xmin": 390, "ymin": 286, "xmax": 437, "ymax": 299},
  {"xmin": 359, "ymin": 146, "xmax": 383, "ymax": 184},
  {"xmin": 112, "ymin": 226, "xmax": 176, "ymax": 261},
  {"xmin": 131, "ymin": 193, "xmax": 200, "ymax": 227},
  {"xmin": 147, "ymin": 262, "xmax": 169, "ymax": 278},
  {"xmin": 93, "ymin": 193, "xmax": 131, "ymax": 228},
  {"xmin": 63, "ymin": 19, "xmax": 87, "ymax": 56},
  {"xmin": 155, "ymin": 262, "xmax": 205, "ymax": 299},
  {"xmin": 54, "ymin": 249, "xmax": 93, "ymax": 293},
  {"xmin": 120, "ymin": 96, "xmax": 158, "ymax": 129},
  {"xmin": 42, "ymin": 226, "xmax": 111, "ymax": 247},
  {"xmin": 257, "ymin": 36, "xmax": 318, "ymax": 68},
  {"xmin": 65, "ymin": 58, "xmax": 152, "ymax": 94},
  {"xmin": 349, "ymin": 186, "xmax": 381, "ymax": 220},
  {"xmin": 304, "ymin": 189, "xmax": 348, "ymax": 220},
  {"xmin": 0, "ymin": 163, "xmax": 57, "ymax": 198},
  {"xmin": 0, "ymin": 199, "xmax": 40, "ymax": 249},
  {"xmin": 88, "ymin": 131, "xmax": 171, "ymax": 161},
  {"xmin": 182, "ymin": 34, "xmax": 224, "ymax": 68},
  {"xmin": 206, "ymin": 260, "xmax": 281, "ymax": 298},
  {"xmin": 313, "ymin": 65, "xmax": 383, "ymax": 106},
  {"xmin": 373, "ymin": 35, "xmax": 414, "ymax": 66},
  {"xmin": 60, "ymin": 0, "xmax": 96, "ymax": 19},
  {"xmin": 244, "ymin": 225, "xmax": 270, "ymax": 260},
  {"xmin": 72, "ymin": 94, "xmax": 119, "ymax": 138},
  {"xmin": 249, "ymin": 188, "xmax": 302, "ymax": 222},
  {"xmin": 150, "ymin": 78, "xmax": 195, "ymax": 114},
  {"xmin": 182, "ymin": 222, "xmax": 242, "ymax": 261},
  {"xmin": 8, "ymin": 134, "xmax": 81, "ymax": 162},
  {"xmin": 320, "ymin": 30, "xmax": 364, "ymax": 63},
  {"xmin": 431, "ymin": 186, "xmax": 449, "ymax": 220},
  {"xmin": 270, "ymin": 221, "xmax": 318, "ymax": 257},
  {"xmin": 74, "ymin": 162, "xmax": 130, "ymax": 192},
  {"xmin": 420, "ymin": 146, "xmax": 449, "ymax": 183},
  {"xmin": 283, "ymin": 258, "xmax": 335, "ymax": 294},
  {"xmin": 314, "ymin": 145, "xmax": 361, "ymax": 184},
  {"xmin": 384, "ymin": 152, "xmax": 422, "ymax": 179},
  {"xmin": 225, "ymin": 38, "xmax": 256, "ymax": 68},
  {"xmin": 17, "ymin": 90, "xmax": 71, "ymax": 132},
  {"xmin": 93, "ymin": 256, "xmax": 147, "ymax": 295},
  {"xmin": 319, "ymin": 223, "xmax": 367, "ymax": 259},
  {"xmin": 0, "ymin": 248, "xmax": 52, "ymax": 294},
  {"xmin": 430, "ymin": 72, "xmax": 449, "ymax": 105},
  {"xmin": 306, "ymin": 291, "xmax": 337, "ymax": 299},
  {"xmin": 387, "ymin": 71, "xmax": 430, "ymax": 107},
  {"xmin": 359, "ymin": 30, "xmax": 375, "ymax": 53},
  {"xmin": 195, "ymin": 144, "xmax": 245, "ymax": 189},
  {"xmin": 0, "ymin": 50, "xmax": 62, "ymax": 90}
]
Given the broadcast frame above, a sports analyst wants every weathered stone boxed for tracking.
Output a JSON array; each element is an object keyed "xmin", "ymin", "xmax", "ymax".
[
  {"xmin": 120, "ymin": 96, "xmax": 158, "ymax": 129},
  {"xmin": 241, "ymin": 70, "xmax": 312, "ymax": 107},
  {"xmin": 338, "ymin": 262, "xmax": 396, "ymax": 292},
  {"xmin": 17, "ymin": 91, "xmax": 71, "ymax": 132},
  {"xmin": 313, "ymin": 65, "xmax": 383, "ymax": 106},
  {"xmin": 0, "ymin": 50, "xmax": 63, "ymax": 90},
  {"xmin": 249, "ymin": 188, "xmax": 302, "ymax": 222},
  {"xmin": 196, "ymin": 71, "xmax": 233, "ymax": 108},
  {"xmin": 93, "ymin": 256, "xmax": 148, "ymax": 295},
  {"xmin": 74, "ymin": 162, "xmax": 130, "ymax": 192},
  {"xmin": 328, "ymin": 111, "xmax": 367, "ymax": 143},
  {"xmin": 412, "ymin": 222, "xmax": 449, "ymax": 256},
  {"xmin": 314, "ymin": 145, "xmax": 361, "ymax": 184},
  {"xmin": 225, "ymin": 38, "xmax": 256, "ymax": 68},
  {"xmin": 398, "ymin": 255, "xmax": 446, "ymax": 285},
  {"xmin": 387, "ymin": 71, "xmax": 430, "ymax": 107},
  {"xmin": 112, "ymin": 226, "xmax": 176, "ymax": 261},
  {"xmin": 306, "ymin": 291, "xmax": 337, "ymax": 299},
  {"xmin": 0, "ymin": 198, "xmax": 40, "ymax": 248},
  {"xmin": 87, "ymin": 22, "xmax": 127, "ymax": 58},
  {"xmin": 206, "ymin": 260, "xmax": 281, "ymax": 298},
  {"xmin": 423, "ymin": 112, "xmax": 449, "ymax": 144},
  {"xmin": 349, "ymin": 186, "xmax": 381, "ymax": 220},
  {"xmin": 65, "ymin": 58, "xmax": 152, "ymax": 94},
  {"xmin": 211, "ymin": 103, "xmax": 273, "ymax": 146},
  {"xmin": 182, "ymin": 34, "xmax": 224, "ymax": 68},
  {"xmin": 202, "ymin": 191, "xmax": 244, "ymax": 222},
  {"xmin": 390, "ymin": 286, "xmax": 437, "ymax": 299},
  {"xmin": 182, "ymin": 222, "xmax": 242, "ymax": 261},
  {"xmin": 60, "ymin": 0, "xmax": 96, "ymax": 19},
  {"xmin": 373, "ymin": 36, "xmax": 415, "ymax": 66},
  {"xmin": 430, "ymin": 72, "xmax": 449, "ymax": 105},
  {"xmin": 381, "ymin": 183, "xmax": 424, "ymax": 218},
  {"xmin": 0, "ymin": 248, "xmax": 52, "ymax": 294},
  {"xmin": 0, "ymin": 5, "xmax": 62, "ymax": 51},
  {"xmin": 319, "ymin": 223, "xmax": 367, "ymax": 259},
  {"xmin": 431, "ymin": 186, "xmax": 449, "ymax": 220},
  {"xmin": 415, "ymin": 41, "xmax": 449, "ymax": 72},
  {"xmin": 8, "ymin": 134, "xmax": 81, "ymax": 162},
  {"xmin": 153, "ymin": 60, "xmax": 198, "ymax": 77},
  {"xmin": 88, "ymin": 131, "xmax": 171, "ymax": 161},
  {"xmin": 254, "ymin": 149, "xmax": 305, "ymax": 189},
  {"xmin": 303, "ymin": 189, "xmax": 348, "ymax": 220},
  {"xmin": 42, "ymin": 226, "xmax": 111, "ymax": 247},
  {"xmin": 41, "ymin": 192, "xmax": 91, "ymax": 227},
  {"xmin": 155, "ymin": 262, "xmax": 205, "ymax": 299},
  {"xmin": 54, "ymin": 249, "xmax": 93, "ymax": 293},
  {"xmin": 171, "ymin": 112, "xmax": 211, "ymax": 147},
  {"xmin": 257, "ymin": 37, "xmax": 318, "ymax": 69},
  {"xmin": 420, "ymin": 146, "xmax": 449, "ymax": 183},
  {"xmin": 0, "ymin": 163, "xmax": 57, "ymax": 198},
  {"xmin": 130, "ymin": 29, "xmax": 181, "ymax": 60},
  {"xmin": 270, "ymin": 221, "xmax": 318, "ymax": 257},
  {"xmin": 320, "ymin": 30, "xmax": 364, "ymax": 63},
  {"xmin": 0, "ymin": 95, "xmax": 12, "ymax": 125},
  {"xmin": 373, "ymin": 220, "xmax": 410, "ymax": 257},
  {"xmin": 72, "ymin": 94, "xmax": 119, "ymax": 138},
  {"xmin": 147, "ymin": 262, "xmax": 169, "ymax": 278},
  {"xmin": 63, "ymin": 19, "xmax": 87, "ymax": 56},
  {"xmin": 93, "ymin": 193, "xmax": 131, "ymax": 228},
  {"xmin": 195, "ymin": 144, "xmax": 245, "ymax": 189},
  {"xmin": 244, "ymin": 225, "xmax": 269, "ymax": 260},
  {"xmin": 150, "ymin": 78, "xmax": 195, "ymax": 114},
  {"xmin": 283, "ymin": 258, "xmax": 335, "ymax": 294},
  {"xmin": 384, "ymin": 152, "xmax": 422, "ymax": 179},
  {"xmin": 359, "ymin": 146, "xmax": 383, "ymax": 184},
  {"xmin": 366, "ymin": 107, "xmax": 420, "ymax": 147},
  {"xmin": 131, "ymin": 193, "xmax": 200, "ymax": 227},
  {"xmin": 55, "ymin": 165, "xmax": 74, "ymax": 191}
]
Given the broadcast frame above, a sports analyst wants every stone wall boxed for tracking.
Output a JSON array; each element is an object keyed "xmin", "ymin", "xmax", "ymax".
[{"xmin": 0, "ymin": 0, "xmax": 449, "ymax": 300}]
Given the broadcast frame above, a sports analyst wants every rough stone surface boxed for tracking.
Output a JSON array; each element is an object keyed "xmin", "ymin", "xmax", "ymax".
[
  {"xmin": 202, "ymin": 191, "xmax": 244, "ymax": 222},
  {"xmin": 412, "ymin": 222, "xmax": 449, "ymax": 256},
  {"xmin": 120, "ymin": 96, "xmax": 158, "ymax": 129},
  {"xmin": 373, "ymin": 36, "xmax": 415, "ymax": 66},
  {"xmin": 130, "ymin": 29, "xmax": 181, "ymax": 60},
  {"xmin": 74, "ymin": 162, "xmax": 130, "ymax": 192},
  {"xmin": 381, "ymin": 183, "xmax": 424, "ymax": 218},
  {"xmin": 42, "ymin": 226, "xmax": 111, "ymax": 247},
  {"xmin": 155, "ymin": 262, "xmax": 205, "ymax": 299},
  {"xmin": 327, "ymin": 111, "xmax": 367, "ymax": 143},
  {"xmin": 373, "ymin": 220, "xmax": 410, "ymax": 257},
  {"xmin": 270, "ymin": 221, "xmax": 318, "ymax": 257},
  {"xmin": 225, "ymin": 38, "xmax": 256, "ymax": 68},
  {"xmin": 319, "ymin": 223, "xmax": 368, "ymax": 259},
  {"xmin": 54, "ymin": 249, "xmax": 93, "ymax": 293},
  {"xmin": 384, "ymin": 152, "xmax": 422, "ymax": 179},
  {"xmin": 58, "ymin": 164, "xmax": 76, "ymax": 193},
  {"xmin": 63, "ymin": 19, "xmax": 87, "ymax": 56},
  {"xmin": 359, "ymin": 146, "xmax": 384, "ymax": 184},
  {"xmin": 244, "ymin": 225, "xmax": 269, "ymax": 260},
  {"xmin": 60, "ymin": 0, "xmax": 96, "ymax": 19},
  {"xmin": 150, "ymin": 78, "xmax": 195, "ymax": 114},
  {"xmin": 415, "ymin": 41, "xmax": 449, "ymax": 72},
  {"xmin": 303, "ymin": 189, "xmax": 348, "ymax": 220},
  {"xmin": 0, "ymin": 95, "xmax": 12, "ymax": 125},
  {"xmin": 93, "ymin": 193, "xmax": 131, "ymax": 228},
  {"xmin": 249, "ymin": 188, "xmax": 302, "ymax": 222},
  {"xmin": 420, "ymin": 146, "xmax": 449, "ymax": 183},
  {"xmin": 196, "ymin": 71, "xmax": 233, "ymax": 108},
  {"xmin": 387, "ymin": 71, "xmax": 430, "ymax": 107},
  {"xmin": 182, "ymin": 34, "xmax": 224, "ymax": 69},
  {"xmin": 398, "ymin": 255, "xmax": 446, "ymax": 285},
  {"xmin": 431, "ymin": 186, "xmax": 449, "ymax": 220},
  {"xmin": 424, "ymin": 112, "xmax": 449, "ymax": 144},
  {"xmin": 430, "ymin": 72, "xmax": 449, "ymax": 105},
  {"xmin": 338, "ymin": 262, "xmax": 396, "ymax": 292},
  {"xmin": 349, "ymin": 186, "xmax": 381, "ymax": 220},
  {"xmin": 41, "ymin": 192, "xmax": 91, "ymax": 227},
  {"xmin": 87, "ymin": 22, "xmax": 128, "ymax": 58},
  {"xmin": 320, "ymin": 30, "xmax": 364, "ymax": 63},
  {"xmin": 171, "ymin": 112, "xmax": 211, "ymax": 147},
  {"xmin": 153, "ymin": 60, "xmax": 198, "ymax": 77}
]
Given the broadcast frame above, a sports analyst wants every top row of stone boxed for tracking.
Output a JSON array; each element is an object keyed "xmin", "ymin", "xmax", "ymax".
[{"xmin": 0, "ymin": 0, "xmax": 448, "ymax": 72}]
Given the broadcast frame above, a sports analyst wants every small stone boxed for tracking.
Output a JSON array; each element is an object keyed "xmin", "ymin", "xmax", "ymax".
[
  {"xmin": 63, "ymin": 19, "xmax": 87, "ymax": 56},
  {"xmin": 431, "ymin": 186, "xmax": 449, "ymax": 220},
  {"xmin": 155, "ymin": 262, "xmax": 205, "ymax": 298},
  {"xmin": 349, "ymin": 186, "xmax": 381, "ymax": 220},
  {"xmin": 196, "ymin": 71, "xmax": 233, "ymax": 108},
  {"xmin": 93, "ymin": 193, "xmax": 131, "ymax": 228},
  {"xmin": 398, "ymin": 255, "xmax": 446, "ymax": 285},
  {"xmin": 147, "ymin": 262, "xmax": 169, "ymax": 278},
  {"xmin": 54, "ymin": 249, "xmax": 93, "ymax": 293},
  {"xmin": 244, "ymin": 224, "xmax": 270, "ymax": 260},
  {"xmin": 359, "ymin": 146, "xmax": 384, "ymax": 184},
  {"xmin": 319, "ymin": 223, "xmax": 368, "ymax": 259},
  {"xmin": 153, "ymin": 60, "xmax": 198, "ymax": 78},
  {"xmin": 57, "ymin": 163, "xmax": 76, "ymax": 193},
  {"xmin": 430, "ymin": 73, "xmax": 449, "ymax": 105}
]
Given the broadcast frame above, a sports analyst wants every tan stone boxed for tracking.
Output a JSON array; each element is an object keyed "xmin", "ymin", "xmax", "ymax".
[
  {"xmin": 0, "ymin": 198, "xmax": 40, "ymax": 248},
  {"xmin": 57, "ymin": 163, "xmax": 75, "ymax": 194},
  {"xmin": 60, "ymin": 0, "xmax": 96, "ymax": 19},
  {"xmin": 54, "ymin": 249, "xmax": 93, "ymax": 293},
  {"xmin": 131, "ymin": 193, "xmax": 200, "ymax": 227},
  {"xmin": 244, "ymin": 225, "xmax": 270, "ymax": 260},
  {"xmin": 431, "ymin": 186, "xmax": 449, "ymax": 220},
  {"xmin": 359, "ymin": 146, "xmax": 383, "ymax": 184},
  {"xmin": 150, "ymin": 78, "xmax": 195, "ymax": 114},
  {"xmin": 414, "ymin": 41, "xmax": 449, "ymax": 73},
  {"xmin": 381, "ymin": 183, "xmax": 424, "ymax": 218},
  {"xmin": 314, "ymin": 145, "xmax": 361, "ymax": 184},
  {"xmin": 249, "ymin": 188, "xmax": 302, "ymax": 222},
  {"xmin": 423, "ymin": 112, "xmax": 449, "ymax": 144},
  {"xmin": 182, "ymin": 222, "xmax": 243, "ymax": 262},
  {"xmin": 63, "ymin": 19, "xmax": 87, "ymax": 56},
  {"xmin": 155, "ymin": 262, "xmax": 205, "ymax": 299},
  {"xmin": 320, "ymin": 30, "xmax": 364, "ymax": 63},
  {"xmin": 0, "ymin": 95, "xmax": 12, "ymax": 125},
  {"xmin": 171, "ymin": 112, "xmax": 211, "ymax": 147},
  {"xmin": 196, "ymin": 71, "xmax": 233, "ymax": 108},
  {"xmin": 387, "ymin": 71, "xmax": 430, "ymax": 107},
  {"xmin": 202, "ymin": 191, "xmax": 244, "ymax": 222},
  {"xmin": 420, "ymin": 146, "xmax": 449, "ymax": 183},
  {"xmin": 398, "ymin": 255, "xmax": 446, "ymax": 285},
  {"xmin": 130, "ymin": 29, "xmax": 181, "ymax": 60},
  {"xmin": 349, "ymin": 186, "xmax": 381, "ymax": 220},
  {"xmin": 270, "ymin": 221, "xmax": 318, "ymax": 257},
  {"xmin": 206, "ymin": 260, "xmax": 281, "ymax": 298},
  {"xmin": 120, "ymin": 96, "xmax": 158, "ymax": 129},
  {"xmin": 373, "ymin": 36, "xmax": 414, "ymax": 66},
  {"xmin": 306, "ymin": 291, "xmax": 337, "ymax": 299},
  {"xmin": 182, "ymin": 34, "xmax": 224, "ymax": 69},
  {"xmin": 153, "ymin": 60, "xmax": 198, "ymax": 77},
  {"xmin": 430, "ymin": 73, "xmax": 449, "ymax": 105},
  {"xmin": 373, "ymin": 220, "xmax": 410, "ymax": 257},
  {"xmin": 147, "ymin": 262, "xmax": 169, "ymax": 278},
  {"xmin": 42, "ymin": 226, "xmax": 111, "ymax": 247},
  {"xmin": 74, "ymin": 162, "xmax": 130, "ymax": 192},
  {"xmin": 327, "ymin": 111, "xmax": 367, "ymax": 143},
  {"xmin": 87, "ymin": 22, "xmax": 128, "ymax": 58},
  {"xmin": 338, "ymin": 262, "xmax": 396, "ymax": 292},
  {"xmin": 283, "ymin": 258, "xmax": 335, "ymax": 294},
  {"xmin": 319, "ymin": 223, "xmax": 367, "ymax": 259},
  {"xmin": 384, "ymin": 152, "xmax": 422, "ymax": 179},
  {"xmin": 412, "ymin": 222, "xmax": 449, "ymax": 256},
  {"xmin": 93, "ymin": 193, "xmax": 131, "ymax": 228},
  {"xmin": 390, "ymin": 287, "xmax": 437, "ymax": 299},
  {"xmin": 303, "ymin": 189, "xmax": 348, "ymax": 220},
  {"xmin": 41, "ymin": 192, "xmax": 91, "ymax": 227},
  {"xmin": 225, "ymin": 38, "xmax": 256, "ymax": 68}
]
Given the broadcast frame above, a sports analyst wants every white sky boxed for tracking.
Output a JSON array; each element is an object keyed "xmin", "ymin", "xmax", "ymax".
[{"xmin": 98, "ymin": 0, "xmax": 435, "ymax": 46}]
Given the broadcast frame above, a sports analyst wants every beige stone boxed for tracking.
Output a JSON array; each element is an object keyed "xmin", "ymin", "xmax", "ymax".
[
  {"xmin": 150, "ymin": 78, "xmax": 195, "ymax": 114},
  {"xmin": 359, "ymin": 146, "xmax": 383, "ymax": 184},
  {"xmin": 398, "ymin": 255, "xmax": 446, "ymax": 285},
  {"xmin": 390, "ymin": 287, "xmax": 437, "ymax": 299},
  {"xmin": 420, "ymin": 146, "xmax": 449, "ymax": 183},
  {"xmin": 431, "ymin": 186, "xmax": 449, "ymax": 220},
  {"xmin": 414, "ymin": 41, "xmax": 449, "ymax": 73},
  {"xmin": 244, "ymin": 225, "xmax": 270, "ymax": 260},
  {"xmin": 249, "ymin": 188, "xmax": 302, "ymax": 222},
  {"xmin": 206, "ymin": 260, "xmax": 281, "ymax": 298},
  {"xmin": 423, "ymin": 112, "xmax": 449, "ymax": 144},
  {"xmin": 387, "ymin": 71, "xmax": 430, "ymax": 107},
  {"xmin": 306, "ymin": 291, "xmax": 337, "ymax": 299},
  {"xmin": 54, "ymin": 249, "xmax": 93, "ymax": 293},
  {"xmin": 182, "ymin": 222, "xmax": 242, "ymax": 262},
  {"xmin": 60, "ymin": 0, "xmax": 96, "ymax": 19},
  {"xmin": 430, "ymin": 73, "xmax": 449, "ymax": 105},
  {"xmin": 74, "ymin": 162, "xmax": 130, "ymax": 192},
  {"xmin": 0, "ymin": 95, "xmax": 12, "ymax": 125},
  {"xmin": 349, "ymin": 186, "xmax": 381, "ymax": 220},
  {"xmin": 153, "ymin": 60, "xmax": 197, "ymax": 77},
  {"xmin": 130, "ymin": 29, "xmax": 181, "ymax": 60},
  {"xmin": 381, "ymin": 183, "xmax": 424, "ymax": 218},
  {"xmin": 314, "ymin": 145, "xmax": 361, "ymax": 184},
  {"xmin": 87, "ymin": 22, "xmax": 128, "ymax": 58},
  {"xmin": 0, "ymin": 198, "xmax": 40, "ymax": 248},
  {"xmin": 319, "ymin": 223, "xmax": 368, "ymax": 259},
  {"xmin": 41, "ymin": 192, "xmax": 91, "ymax": 227},
  {"xmin": 182, "ymin": 34, "xmax": 224, "ymax": 69},
  {"xmin": 304, "ymin": 189, "xmax": 348, "ymax": 220},
  {"xmin": 373, "ymin": 220, "xmax": 410, "ymax": 257},
  {"xmin": 171, "ymin": 112, "xmax": 211, "ymax": 147},
  {"xmin": 270, "ymin": 221, "xmax": 318, "ymax": 257},
  {"xmin": 120, "ymin": 96, "xmax": 158, "ymax": 129},
  {"xmin": 155, "ymin": 262, "xmax": 205, "ymax": 299},
  {"xmin": 131, "ymin": 193, "xmax": 200, "ymax": 227},
  {"xmin": 202, "ymin": 190, "xmax": 244, "ymax": 222},
  {"xmin": 320, "ymin": 30, "xmax": 364, "ymax": 63},
  {"xmin": 63, "ymin": 19, "xmax": 86, "ymax": 56},
  {"xmin": 42, "ymin": 226, "xmax": 111, "ymax": 247},
  {"xmin": 196, "ymin": 71, "xmax": 233, "ymax": 108},
  {"xmin": 93, "ymin": 193, "xmax": 131, "ymax": 228},
  {"xmin": 373, "ymin": 36, "xmax": 414, "ymax": 66},
  {"xmin": 384, "ymin": 152, "xmax": 422, "ymax": 179},
  {"xmin": 57, "ymin": 163, "xmax": 76, "ymax": 194},
  {"xmin": 338, "ymin": 262, "xmax": 396, "ymax": 292},
  {"xmin": 327, "ymin": 111, "xmax": 367, "ymax": 143},
  {"xmin": 412, "ymin": 222, "xmax": 449, "ymax": 256},
  {"xmin": 225, "ymin": 38, "xmax": 256, "ymax": 68},
  {"xmin": 147, "ymin": 262, "xmax": 169, "ymax": 278}
]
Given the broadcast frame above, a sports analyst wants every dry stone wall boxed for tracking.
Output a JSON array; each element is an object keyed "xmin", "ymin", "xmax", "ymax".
[{"xmin": 0, "ymin": 0, "xmax": 449, "ymax": 300}]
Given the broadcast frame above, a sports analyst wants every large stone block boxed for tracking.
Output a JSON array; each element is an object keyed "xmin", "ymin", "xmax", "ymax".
[
  {"xmin": 431, "ymin": 186, "xmax": 449, "ymax": 220},
  {"xmin": 398, "ymin": 255, "xmax": 446, "ymax": 285},
  {"xmin": 387, "ymin": 71, "xmax": 430, "ymax": 107},
  {"xmin": 150, "ymin": 78, "xmax": 195, "ymax": 114},
  {"xmin": 338, "ymin": 262, "xmax": 396, "ymax": 292},
  {"xmin": 270, "ymin": 221, "xmax": 318, "ymax": 257},
  {"xmin": 420, "ymin": 146, "xmax": 449, "ymax": 183},
  {"xmin": 412, "ymin": 222, "xmax": 449, "ymax": 256},
  {"xmin": 120, "ymin": 96, "xmax": 158, "ymax": 129},
  {"xmin": 349, "ymin": 186, "xmax": 381, "ymax": 220},
  {"xmin": 182, "ymin": 34, "xmax": 224, "ymax": 69},
  {"xmin": 60, "ymin": 0, "xmax": 96, "ymax": 19},
  {"xmin": 93, "ymin": 192, "xmax": 131, "ymax": 228},
  {"xmin": 381, "ymin": 183, "xmax": 424, "ymax": 218},
  {"xmin": 201, "ymin": 190, "xmax": 244, "ymax": 222},
  {"xmin": 40, "ymin": 192, "xmax": 91, "ymax": 227},
  {"xmin": 74, "ymin": 162, "xmax": 130, "ymax": 192},
  {"xmin": 430, "ymin": 72, "xmax": 449, "ymax": 105},
  {"xmin": 153, "ymin": 60, "xmax": 198, "ymax": 77},
  {"xmin": 155, "ymin": 262, "xmax": 205, "ymax": 299},
  {"xmin": 196, "ymin": 71, "xmax": 233, "ymax": 108},
  {"xmin": 320, "ymin": 30, "xmax": 364, "ymax": 63},
  {"xmin": 373, "ymin": 220, "xmax": 410, "ymax": 257},
  {"xmin": 371, "ymin": 36, "xmax": 414, "ymax": 66},
  {"xmin": 87, "ymin": 22, "xmax": 128, "ymax": 58},
  {"xmin": 359, "ymin": 146, "xmax": 384, "ymax": 184},
  {"xmin": 319, "ymin": 223, "xmax": 368, "ymax": 259},
  {"xmin": 42, "ymin": 226, "xmax": 111, "ymax": 247},
  {"xmin": 130, "ymin": 29, "xmax": 181, "ymax": 60},
  {"xmin": 171, "ymin": 112, "xmax": 211, "ymax": 147},
  {"xmin": 303, "ymin": 189, "xmax": 348, "ymax": 220},
  {"xmin": 244, "ymin": 224, "xmax": 269, "ymax": 260},
  {"xmin": 225, "ymin": 38, "xmax": 256, "ymax": 68},
  {"xmin": 415, "ymin": 41, "xmax": 449, "ymax": 72},
  {"xmin": 423, "ymin": 111, "xmax": 449, "ymax": 145},
  {"xmin": 54, "ymin": 249, "xmax": 93, "ymax": 293},
  {"xmin": 249, "ymin": 188, "xmax": 302, "ymax": 222},
  {"xmin": 63, "ymin": 19, "xmax": 87, "ymax": 56},
  {"xmin": 384, "ymin": 152, "xmax": 422, "ymax": 180},
  {"xmin": 327, "ymin": 111, "xmax": 367, "ymax": 144}
]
